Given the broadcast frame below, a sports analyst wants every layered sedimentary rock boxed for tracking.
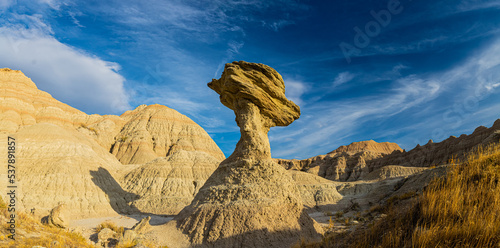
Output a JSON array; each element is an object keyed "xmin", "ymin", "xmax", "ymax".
[
  {"xmin": 330, "ymin": 140, "xmax": 402, "ymax": 154},
  {"xmin": 0, "ymin": 68, "xmax": 101, "ymax": 133},
  {"xmin": 122, "ymin": 150, "xmax": 221, "ymax": 215},
  {"xmin": 368, "ymin": 121, "xmax": 500, "ymax": 168},
  {"xmin": 288, "ymin": 171, "xmax": 343, "ymax": 210},
  {"xmin": 0, "ymin": 68, "xmax": 225, "ymax": 218},
  {"xmin": 175, "ymin": 61, "xmax": 321, "ymax": 247},
  {"xmin": 276, "ymin": 140, "xmax": 403, "ymax": 181},
  {"xmin": 0, "ymin": 68, "xmax": 225, "ymax": 164},
  {"xmin": 111, "ymin": 104, "xmax": 225, "ymax": 164},
  {"xmin": 11, "ymin": 123, "xmax": 133, "ymax": 218},
  {"xmin": 277, "ymin": 123, "xmax": 500, "ymax": 182}
]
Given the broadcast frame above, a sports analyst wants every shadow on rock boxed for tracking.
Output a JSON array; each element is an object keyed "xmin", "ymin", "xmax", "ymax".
[
  {"xmin": 90, "ymin": 167, "xmax": 151, "ymax": 220},
  {"xmin": 187, "ymin": 210, "xmax": 321, "ymax": 248}
]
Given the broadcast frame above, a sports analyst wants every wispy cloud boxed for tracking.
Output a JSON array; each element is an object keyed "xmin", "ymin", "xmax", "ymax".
[
  {"xmin": 262, "ymin": 19, "xmax": 295, "ymax": 32},
  {"xmin": 214, "ymin": 40, "xmax": 245, "ymax": 77},
  {"xmin": 332, "ymin": 72, "xmax": 355, "ymax": 88},
  {"xmin": 68, "ymin": 10, "xmax": 84, "ymax": 28},
  {"xmin": 284, "ymin": 79, "xmax": 308, "ymax": 106},
  {"xmin": 37, "ymin": 0, "xmax": 64, "ymax": 10},
  {"xmin": 270, "ymin": 38, "xmax": 500, "ymax": 159},
  {"xmin": 337, "ymin": 1, "xmax": 500, "ymax": 61},
  {"xmin": 271, "ymin": 78, "xmax": 441, "ymax": 158},
  {"xmin": 129, "ymin": 83, "xmax": 208, "ymax": 115},
  {"xmin": 455, "ymin": 0, "xmax": 500, "ymax": 13}
]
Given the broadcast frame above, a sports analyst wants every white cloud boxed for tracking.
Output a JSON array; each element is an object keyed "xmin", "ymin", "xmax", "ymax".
[
  {"xmin": 0, "ymin": 24, "xmax": 130, "ymax": 114},
  {"xmin": 0, "ymin": 0, "xmax": 14, "ymax": 10},
  {"xmin": 284, "ymin": 79, "xmax": 308, "ymax": 106},
  {"xmin": 332, "ymin": 71, "xmax": 355, "ymax": 88},
  {"xmin": 36, "ymin": 0, "xmax": 65, "ymax": 10},
  {"xmin": 486, "ymin": 82, "xmax": 500, "ymax": 91}
]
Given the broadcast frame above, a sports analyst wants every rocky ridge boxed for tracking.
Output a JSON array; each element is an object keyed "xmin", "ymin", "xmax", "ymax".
[
  {"xmin": 276, "ymin": 140, "xmax": 403, "ymax": 181},
  {"xmin": 277, "ymin": 123, "xmax": 500, "ymax": 182}
]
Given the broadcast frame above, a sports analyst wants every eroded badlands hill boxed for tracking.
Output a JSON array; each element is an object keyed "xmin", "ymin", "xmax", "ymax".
[
  {"xmin": 277, "ymin": 124, "xmax": 500, "ymax": 182},
  {"xmin": 0, "ymin": 68, "xmax": 225, "ymax": 218},
  {"xmin": 275, "ymin": 121, "xmax": 500, "ymax": 215}
]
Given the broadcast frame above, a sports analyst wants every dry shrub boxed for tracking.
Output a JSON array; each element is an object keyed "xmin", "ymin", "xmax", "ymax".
[{"xmin": 95, "ymin": 220, "xmax": 125, "ymax": 235}]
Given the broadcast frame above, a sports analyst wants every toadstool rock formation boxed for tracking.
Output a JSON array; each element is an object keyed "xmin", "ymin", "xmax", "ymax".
[{"xmin": 174, "ymin": 61, "xmax": 322, "ymax": 247}]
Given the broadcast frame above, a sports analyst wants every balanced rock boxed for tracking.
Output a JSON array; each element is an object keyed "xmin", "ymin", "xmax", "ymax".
[
  {"xmin": 208, "ymin": 61, "xmax": 300, "ymax": 160},
  {"xmin": 175, "ymin": 61, "xmax": 321, "ymax": 247}
]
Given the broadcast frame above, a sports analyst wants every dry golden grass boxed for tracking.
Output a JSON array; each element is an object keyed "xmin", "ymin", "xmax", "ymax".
[
  {"xmin": 299, "ymin": 142, "xmax": 500, "ymax": 248},
  {"xmin": 408, "ymin": 143, "xmax": 500, "ymax": 248},
  {"xmin": 0, "ymin": 207, "xmax": 93, "ymax": 247},
  {"xmin": 95, "ymin": 220, "xmax": 125, "ymax": 235}
]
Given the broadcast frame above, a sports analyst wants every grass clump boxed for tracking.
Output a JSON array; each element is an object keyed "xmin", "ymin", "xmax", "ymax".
[
  {"xmin": 299, "ymin": 142, "xmax": 500, "ymax": 248},
  {"xmin": 334, "ymin": 211, "xmax": 344, "ymax": 219},
  {"xmin": 95, "ymin": 220, "xmax": 124, "ymax": 235},
  {"xmin": 0, "ymin": 208, "xmax": 92, "ymax": 248},
  {"xmin": 79, "ymin": 123, "xmax": 97, "ymax": 134}
]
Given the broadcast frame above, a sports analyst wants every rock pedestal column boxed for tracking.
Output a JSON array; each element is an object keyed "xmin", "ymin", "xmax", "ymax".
[{"xmin": 174, "ymin": 61, "xmax": 322, "ymax": 247}]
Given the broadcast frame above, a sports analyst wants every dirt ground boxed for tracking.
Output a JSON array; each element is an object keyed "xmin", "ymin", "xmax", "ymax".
[{"xmin": 69, "ymin": 212, "xmax": 350, "ymax": 247}]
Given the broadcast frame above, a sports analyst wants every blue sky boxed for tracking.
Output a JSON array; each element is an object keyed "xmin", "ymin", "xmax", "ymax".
[{"xmin": 1, "ymin": 0, "xmax": 500, "ymax": 159}]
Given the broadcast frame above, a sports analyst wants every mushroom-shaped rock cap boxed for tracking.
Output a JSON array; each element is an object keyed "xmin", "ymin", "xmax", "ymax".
[{"xmin": 208, "ymin": 61, "xmax": 300, "ymax": 127}]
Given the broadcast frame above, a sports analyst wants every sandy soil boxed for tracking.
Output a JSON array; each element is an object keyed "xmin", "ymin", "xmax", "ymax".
[
  {"xmin": 68, "ymin": 212, "xmax": 351, "ymax": 247},
  {"xmin": 69, "ymin": 214, "xmax": 173, "ymax": 245}
]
